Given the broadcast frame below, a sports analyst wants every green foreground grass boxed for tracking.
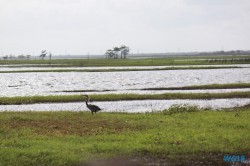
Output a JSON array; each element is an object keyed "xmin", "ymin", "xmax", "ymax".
[
  {"xmin": 0, "ymin": 105, "xmax": 250, "ymax": 165},
  {"xmin": 1, "ymin": 91, "xmax": 250, "ymax": 105}
]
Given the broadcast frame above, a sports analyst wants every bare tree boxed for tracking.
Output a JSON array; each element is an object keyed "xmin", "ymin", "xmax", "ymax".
[{"xmin": 40, "ymin": 50, "xmax": 47, "ymax": 60}]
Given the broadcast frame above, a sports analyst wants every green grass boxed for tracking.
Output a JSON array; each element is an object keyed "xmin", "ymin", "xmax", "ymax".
[
  {"xmin": 1, "ymin": 55, "xmax": 250, "ymax": 67},
  {"xmin": 1, "ymin": 91, "xmax": 250, "ymax": 105},
  {"xmin": 0, "ymin": 105, "xmax": 249, "ymax": 165},
  {"xmin": 144, "ymin": 83, "xmax": 250, "ymax": 90}
]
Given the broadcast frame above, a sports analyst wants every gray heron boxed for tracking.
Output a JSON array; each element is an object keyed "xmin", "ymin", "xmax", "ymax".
[{"xmin": 83, "ymin": 95, "xmax": 101, "ymax": 114}]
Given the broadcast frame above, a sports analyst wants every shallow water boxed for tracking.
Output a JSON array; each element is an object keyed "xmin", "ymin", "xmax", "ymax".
[
  {"xmin": 0, "ymin": 64, "xmax": 249, "ymax": 71},
  {"xmin": 1, "ymin": 99, "xmax": 250, "ymax": 112},
  {"xmin": 0, "ymin": 67, "xmax": 249, "ymax": 97}
]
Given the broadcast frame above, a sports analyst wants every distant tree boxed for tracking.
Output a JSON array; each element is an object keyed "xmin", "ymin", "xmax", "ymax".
[
  {"xmin": 40, "ymin": 50, "xmax": 47, "ymax": 60},
  {"xmin": 119, "ymin": 45, "xmax": 129, "ymax": 59},
  {"xmin": 105, "ymin": 49, "xmax": 115, "ymax": 59},
  {"xmin": 105, "ymin": 45, "xmax": 130, "ymax": 59},
  {"xmin": 17, "ymin": 55, "xmax": 26, "ymax": 60},
  {"xmin": 26, "ymin": 55, "xmax": 31, "ymax": 60},
  {"xmin": 3, "ymin": 55, "xmax": 8, "ymax": 60},
  {"xmin": 105, "ymin": 51, "xmax": 109, "ymax": 59},
  {"xmin": 9, "ymin": 55, "xmax": 15, "ymax": 60},
  {"xmin": 113, "ymin": 47, "xmax": 120, "ymax": 59},
  {"xmin": 49, "ymin": 52, "xmax": 52, "ymax": 61}
]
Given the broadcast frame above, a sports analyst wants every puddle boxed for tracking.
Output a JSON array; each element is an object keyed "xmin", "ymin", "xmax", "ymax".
[{"xmin": 1, "ymin": 99, "xmax": 249, "ymax": 113}]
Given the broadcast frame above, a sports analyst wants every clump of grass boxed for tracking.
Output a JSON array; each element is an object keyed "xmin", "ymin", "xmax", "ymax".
[{"xmin": 162, "ymin": 104, "xmax": 201, "ymax": 115}]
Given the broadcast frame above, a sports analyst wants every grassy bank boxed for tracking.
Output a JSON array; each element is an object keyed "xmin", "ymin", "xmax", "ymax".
[
  {"xmin": 1, "ymin": 91, "xmax": 250, "ymax": 105},
  {"xmin": 0, "ymin": 105, "xmax": 249, "ymax": 165}
]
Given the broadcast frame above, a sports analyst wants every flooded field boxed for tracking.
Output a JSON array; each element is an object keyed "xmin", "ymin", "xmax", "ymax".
[
  {"xmin": 0, "ymin": 67, "xmax": 249, "ymax": 97},
  {"xmin": 1, "ymin": 99, "xmax": 250, "ymax": 112},
  {"xmin": 1, "ymin": 64, "xmax": 249, "ymax": 112}
]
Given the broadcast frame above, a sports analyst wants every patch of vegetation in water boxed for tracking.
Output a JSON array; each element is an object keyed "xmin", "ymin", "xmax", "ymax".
[
  {"xmin": 0, "ymin": 91, "xmax": 250, "ymax": 105},
  {"xmin": 144, "ymin": 83, "xmax": 250, "ymax": 90}
]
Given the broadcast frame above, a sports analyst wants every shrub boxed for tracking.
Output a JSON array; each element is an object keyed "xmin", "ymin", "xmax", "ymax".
[{"xmin": 162, "ymin": 104, "xmax": 201, "ymax": 115}]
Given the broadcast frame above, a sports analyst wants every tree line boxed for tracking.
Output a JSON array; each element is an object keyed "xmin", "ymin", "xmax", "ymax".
[
  {"xmin": 3, "ymin": 54, "xmax": 32, "ymax": 60},
  {"xmin": 2, "ymin": 50, "xmax": 52, "ymax": 60},
  {"xmin": 105, "ymin": 45, "xmax": 129, "ymax": 59}
]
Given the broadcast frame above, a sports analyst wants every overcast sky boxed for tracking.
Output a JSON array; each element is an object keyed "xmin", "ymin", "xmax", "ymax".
[{"xmin": 0, "ymin": 0, "xmax": 250, "ymax": 55}]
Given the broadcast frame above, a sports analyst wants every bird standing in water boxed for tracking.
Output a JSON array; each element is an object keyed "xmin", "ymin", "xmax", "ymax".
[{"xmin": 83, "ymin": 95, "xmax": 101, "ymax": 114}]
